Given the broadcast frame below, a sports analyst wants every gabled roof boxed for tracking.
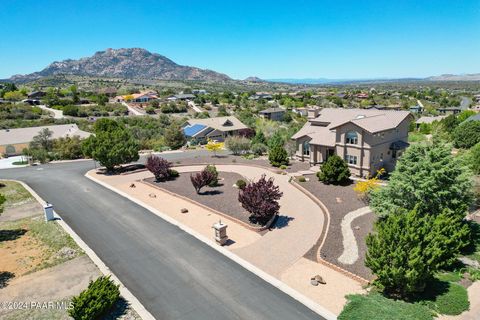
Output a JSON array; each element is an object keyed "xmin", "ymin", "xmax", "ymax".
[
  {"xmin": 186, "ymin": 116, "xmax": 248, "ymax": 132},
  {"xmin": 0, "ymin": 124, "xmax": 91, "ymax": 146},
  {"xmin": 292, "ymin": 108, "xmax": 412, "ymax": 146},
  {"xmin": 183, "ymin": 124, "xmax": 207, "ymax": 137}
]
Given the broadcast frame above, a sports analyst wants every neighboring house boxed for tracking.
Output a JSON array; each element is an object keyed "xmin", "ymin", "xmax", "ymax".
[
  {"xmin": 259, "ymin": 107, "xmax": 285, "ymax": 121},
  {"xmin": 167, "ymin": 94, "xmax": 195, "ymax": 101},
  {"xmin": 415, "ymin": 115, "xmax": 446, "ymax": 130},
  {"xmin": 291, "ymin": 108, "xmax": 413, "ymax": 177},
  {"xmin": 182, "ymin": 116, "xmax": 248, "ymax": 143},
  {"xmin": 355, "ymin": 93, "xmax": 369, "ymax": 99},
  {"xmin": 409, "ymin": 105, "xmax": 423, "ymax": 113},
  {"xmin": 438, "ymin": 107, "xmax": 462, "ymax": 115},
  {"xmin": 0, "ymin": 124, "xmax": 91, "ymax": 156},
  {"xmin": 27, "ymin": 91, "xmax": 46, "ymax": 99},
  {"xmin": 249, "ymin": 93, "xmax": 273, "ymax": 100},
  {"xmin": 115, "ymin": 90, "xmax": 158, "ymax": 103}
]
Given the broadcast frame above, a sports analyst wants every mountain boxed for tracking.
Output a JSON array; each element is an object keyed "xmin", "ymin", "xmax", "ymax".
[
  {"xmin": 9, "ymin": 48, "xmax": 231, "ymax": 83},
  {"xmin": 426, "ymin": 73, "xmax": 480, "ymax": 81},
  {"xmin": 243, "ymin": 76, "xmax": 264, "ymax": 82}
]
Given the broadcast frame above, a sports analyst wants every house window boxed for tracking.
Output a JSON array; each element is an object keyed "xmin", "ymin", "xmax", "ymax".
[
  {"xmin": 346, "ymin": 131, "xmax": 358, "ymax": 144},
  {"xmin": 303, "ymin": 141, "xmax": 310, "ymax": 156},
  {"xmin": 345, "ymin": 155, "xmax": 357, "ymax": 165}
]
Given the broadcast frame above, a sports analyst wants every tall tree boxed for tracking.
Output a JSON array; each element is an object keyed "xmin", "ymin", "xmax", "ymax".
[
  {"xmin": 82, "ymin": 119, "xmax": 139, "ymax": 172},
  {"xmin": 370, "ymin": 143, "xmax": 473, "ymax": 218},
  {"xmin": 164, "ymin": 123, "xmax": 186, "ymax": 150}
]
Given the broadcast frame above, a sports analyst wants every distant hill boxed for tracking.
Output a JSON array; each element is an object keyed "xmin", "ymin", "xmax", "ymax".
[
  {"xmin": 426, "ymin": 73, "xmax": 480, "ymax": 81},
  {"xmin": 243, "ymin": 76, "xmax": 264, "ymax": 82},
  {"xmin": 9, "ymin": 48, "xmax": 231, "ymax": 83}
]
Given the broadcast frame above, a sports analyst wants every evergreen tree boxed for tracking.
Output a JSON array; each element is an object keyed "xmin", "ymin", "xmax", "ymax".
[
  {"xmin": 164, "ymin": 123, "xmax": 186, "ymax": 150},
  {"xmin": 268, "ymin": 145, "xmax": 289, "ymax": 167},
  {"xmin": 370, "ymin": 143, "xmax": 473, "ymax": 218},
  {"xmin": 317, "ymin": 155, "xmax": 350, "ymax": 184},
  {"xmin": 453, "ymin": 120, "xmax": 480, "ymax": 149}
]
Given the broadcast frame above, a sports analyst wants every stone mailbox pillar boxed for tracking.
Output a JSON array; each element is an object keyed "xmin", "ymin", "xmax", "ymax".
[
  {"xmin": 212, "ymin": 220, "xmax": 228, "ymax": 246},
  {"xmin": 43, "ymin": 203, "xmax": 54, "ymax": 222}
]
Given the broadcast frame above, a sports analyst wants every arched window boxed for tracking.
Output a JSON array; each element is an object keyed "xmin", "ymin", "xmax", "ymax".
[
  {"xmin": 346, "ymin": 131, "xmax": 358, "ymax": 144},
  {"xmin": 303, "ymin": 141, "xmax": 310, "ymax": 156}
]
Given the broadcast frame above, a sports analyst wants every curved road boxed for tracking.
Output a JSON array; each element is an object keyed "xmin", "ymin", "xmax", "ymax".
[{"xmin": 0, "ymin": 156, "xmax": 324, "ymax": 320}]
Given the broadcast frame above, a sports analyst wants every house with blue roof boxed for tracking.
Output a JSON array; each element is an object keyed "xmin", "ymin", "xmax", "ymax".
[{"xmin": 182, "ymin": 116, "xmax": 248, "ymax": 143}]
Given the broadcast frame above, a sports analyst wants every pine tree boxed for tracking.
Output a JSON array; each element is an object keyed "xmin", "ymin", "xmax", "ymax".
[{"xmin": 317, "ymin": 155, "xmax": 350, "ymax": 184}]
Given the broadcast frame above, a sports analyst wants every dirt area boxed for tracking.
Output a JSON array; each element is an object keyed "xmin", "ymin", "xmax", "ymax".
[
  {"xmin": 144, "ymin": 171, "xmax": 259, "ymax": 227},
  {"xmin": 171, "ymin": 154, "xmax": 311, "ymax": 173},
  {"xmin": 0, "ymin": 201, "xmax": 43, "ymax": 222},
  {"xmin": 299, "ymin": 174, "xmax": 375, "ymax": 280},
  {"xmin": 280, "ymin": 257, "xmax": 365, "ymax": 315}
]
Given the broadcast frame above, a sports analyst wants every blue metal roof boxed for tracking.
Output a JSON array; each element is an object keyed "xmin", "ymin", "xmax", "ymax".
[{"xmin": 183, "ymin": 124, "xmax": 207, "ymax": 137}]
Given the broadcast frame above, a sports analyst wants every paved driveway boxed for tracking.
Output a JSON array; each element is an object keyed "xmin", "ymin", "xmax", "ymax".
[{"xmin": 0, "ymin": 159, "xmax": 324, "ymax": 320}]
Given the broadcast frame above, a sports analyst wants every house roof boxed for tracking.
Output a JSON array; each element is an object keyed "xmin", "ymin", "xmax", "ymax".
[
  {"xmin": 0, "ymin": 124, "xmax": 91, "ymax": 146},
  {"xmin": 292, "ymin": 108, "xmax": 412, "ymax": 146},
  {"xmin": 186, "ymin": 116, "xmax": 248, "ymax": 132},
  {"xmin": 259, "ymin": 107, "xmax": 285, "ymax": 114},
  {"xmin": 175, "ymin": 94, "xmax": 195, "ymax": 99},
  {"xmin": 183, "ymin": 124, "xmax": 207, "ymax": 137}
]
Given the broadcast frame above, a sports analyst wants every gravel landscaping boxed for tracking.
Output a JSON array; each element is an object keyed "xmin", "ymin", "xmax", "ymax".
[
  {"xmin": 299, "ymin": 174, "xmax": 376, "ymax": 280},
  {"xmin": 144, "ymin": 171, "xmax": 261, "ymax": 227},
  {"xmin": 171, "ymin": 154, "xmax": 311, "ymax": 173}
]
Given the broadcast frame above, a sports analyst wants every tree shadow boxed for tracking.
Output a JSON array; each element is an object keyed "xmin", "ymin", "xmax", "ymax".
[
  {"xmin": 0, "ymin": 271, "xmax": 15, "ymax": 288},
  {"xmin": 272, "ymin": 215, "xmax": 295, "ymax": 229},
  {"xmin": 199, "ymin": 190, "xmax": 223, "ymax": 196},
  {"xmin": 405, "ymin": 278, "xmax": 450, "ymax": 306},
  {"xmin": 100, "ymin": 296, "xmax": 130, "ymax": 320},
  {"xmin": 0, "ymin": 229, "xmax": 27, "ymax": 242}
]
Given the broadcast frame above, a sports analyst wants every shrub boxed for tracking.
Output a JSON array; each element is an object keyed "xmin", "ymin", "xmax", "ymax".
[
  {"xmin": 298, "ymin": 176, "xmax": 306, "ymax": 182},
  {"xmin": 168, "ymin": 169, "xmax": 179, "ymax": 178},
  {"xmin": 145, "ymin": 155, "xmax": 172, "ymax": 181},
  {"xmin": 236, "ymin": 179, "xmax": 247, "ymax": 190},
  {"xmin": 145, "ymin": 106, "xmax": 156, "ymax": 114},
  {"xmin": 422, "ymin": 281, "xmax": 469, "ymax": 315},
  {"xmin": 453, "ymin": 120, "xmax": 480, "ymax": 149},
  {"xmin": 205, "ymin": 164, "xmax": 218, "ymax": 187},
  {"xmin": 338, "ymin": 293, "xmax": 433, "ymax": 320},
  {"xmin": 353, "ymin": 168, "xmax": 385, "ymax": 202},
  {"xmin": 238, "ymin": 174, "xmax": 283, "ymax": 225},
  {"xmin": 164, "ymin": 123, "xmax": 186, "ymax": 150},
  {"xmin": 251, "ymin": 143, "xmax": 268, "ymax": 156},
  {"xmin": 317, "ymin": 155, "xmax": 350, "ymax": 184},
  {"xmin": 279, "ymin": 165, "xmax": 287, "ymax": 170},
  {"xmin": 225, "ymin": 136, "xmax": 251, "ymax": 155},
  {"xmin": 366, "ymin": 207, "xmax": 469, "ymax": 297},
  {"xmin": 268, "ymin": 145, "xmax": 289, "ymax": 167},
  {"xmin": 468, "ymin": 142, "xmax": 480, "ymax": 174},
  {"xmin": 68, "ymin": 276, "xmax": 120, "ymax": 320},
  {"xmin": 190, "ymin": 169, "xmax": 216, "ymax": 194}
]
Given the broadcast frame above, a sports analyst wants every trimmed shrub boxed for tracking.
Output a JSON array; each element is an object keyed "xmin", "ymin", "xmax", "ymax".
[
  {"xmin": 68, "ymin": 276, "xmax": 120, "ymax": 320},
  {"xmin": 251, "ymin": 143, "xmax": 268, "ymax": 156},
  {"xmin": 205, "ymin": 164, "xmax": 219, "ymax": 187},
  {"xmin": 268, "ymin": 145, "xmax": 289, "ymax": 167},
  {"xmin": 298, "ymin": 176, "xmax": 306, "ymax": 182},
  {"xmin": 145, "ymin": 155, "xmax": 172, "ymax": 182},
  {"xmin": 238, "ymin": 174, "xmax": 283, "ymax": 225},
  {"xmin": 225, "ymin": 136, "xmax": 251, "ymax": 155},
  {"xmin": 168, "ymin": 169, "xmax": 179, "ymax": 178},
  {"xmin": 317, "ymin": 155, "xmax": 350, "ymax": 184},
  {"xmin": 190, "ymin": 169, "xmax": 216, "ymax": 194},
  {"xmin": 279, "ymin": 165, "xmax": 287, "ymax": 170},
  {"xmin": 236, "ymin": 179, "xmax": 247, "ymax": 190}
]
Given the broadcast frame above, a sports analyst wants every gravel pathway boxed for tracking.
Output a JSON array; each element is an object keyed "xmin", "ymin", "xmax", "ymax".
[
  {"xmin": 299, "ymin": 174, "xmax": 376, "ymax": 280},
  {"xmin": 338, "ymin": 207, "xmax": 372, "ymax": 265}
]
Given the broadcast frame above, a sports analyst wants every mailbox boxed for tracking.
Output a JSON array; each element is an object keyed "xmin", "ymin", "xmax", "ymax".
[
  {"xmin": 44, "ymin": 203, "xmax": 55, "ymax": 221},
  {"xmin": 212, "ymin": 220, "xmax": 228, "ymax": 246}
]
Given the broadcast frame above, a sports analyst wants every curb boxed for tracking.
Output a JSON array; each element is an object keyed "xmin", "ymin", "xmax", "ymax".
[
  {"xmin": 5, "ymin": 179, "xmax": 155, "ymax": 320},
  {"xmin": 85, "ymin": 171, "xmax": 338, "ymax": 320}
]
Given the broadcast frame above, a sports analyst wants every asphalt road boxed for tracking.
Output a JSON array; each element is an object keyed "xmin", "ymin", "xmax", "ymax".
[{"xmin": 0, "ymin": 153, "xmax": 325, "ymax": 320}]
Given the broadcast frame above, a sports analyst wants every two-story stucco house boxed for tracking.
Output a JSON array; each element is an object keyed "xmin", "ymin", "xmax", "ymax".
[{"xmin": 291, "ymin": 108, "xmax": 413, "ymax": 177}]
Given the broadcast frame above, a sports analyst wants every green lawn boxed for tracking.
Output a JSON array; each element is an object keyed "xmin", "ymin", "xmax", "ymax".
[
  {"xmin": 0, "ymin": 180, "xmax": 34, "ymax": 208},
  {"xmin": 12, "ymin": 160, "xmax": 28, "ymax": 166},
  {"xmin": 338, "ymin": 293, "xmax": 434, "ymax": 320}
]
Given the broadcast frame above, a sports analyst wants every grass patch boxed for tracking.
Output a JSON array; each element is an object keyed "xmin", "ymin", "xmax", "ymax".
[
  {"xmin": 0, "ymin": 180, "xmax": 33, "ymax": 208},
  {"xmin": 12, "ymin": 160, "xmax": 28, "ymax": 166},
  {"xmin": 338, "ymin": 293, "xmax": 433, "ymax": 320},
  {"xmin": 436, "ymin": 271, "xmax": 462, "ymax": 283},
  {"xmin": 0, "ymin": 216, "xmax": 83, "ymax": 271},
  {"xmin": 417, "ymin": 279, "xmax": 469, "ymax": 316},
  {"xmin": 408, "ymin": 132, "xmax": 427, "ymax": 143}
]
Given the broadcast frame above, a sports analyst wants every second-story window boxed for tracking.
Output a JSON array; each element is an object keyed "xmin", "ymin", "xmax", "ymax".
[{"xmin": 346, "ymin": 131, "xmax": 358, "ymax": 144}]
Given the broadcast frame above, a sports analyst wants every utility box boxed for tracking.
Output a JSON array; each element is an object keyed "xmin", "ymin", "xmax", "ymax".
[
  {"xmin": 44, "ymin": 203, "xmax": 54, "ymax": 221},
  {"xmin": 212, "ymin": 220, "xmax": 228, "ymax": 246}
]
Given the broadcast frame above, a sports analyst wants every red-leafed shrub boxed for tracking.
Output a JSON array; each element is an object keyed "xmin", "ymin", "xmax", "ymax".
[
  {"xmin": 190, "ymin": 168, "xmax": 216, "ymax": 194},
  {"xmin": 238, "ymin": 174, "xmax": 283, "ymax": 225},
  {"xmin": 146, "ymin": 155, "xmax": 173, "ymax": 182}
]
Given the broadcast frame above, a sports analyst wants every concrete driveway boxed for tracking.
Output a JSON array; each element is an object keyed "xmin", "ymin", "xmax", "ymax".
[{"xmin": 0, "ymin": 158, "xmax": 325, "ymax": 320}]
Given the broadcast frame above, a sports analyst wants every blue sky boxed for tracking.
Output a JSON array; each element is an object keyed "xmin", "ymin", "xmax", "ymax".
[{"xmin": 1, "ymin": 0, "xmax": 479, "ymax": 80}]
